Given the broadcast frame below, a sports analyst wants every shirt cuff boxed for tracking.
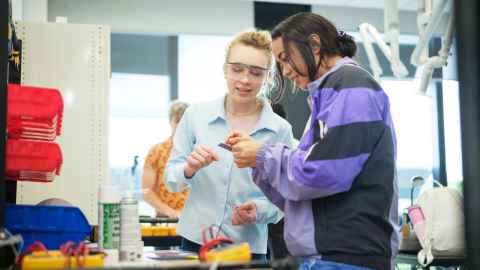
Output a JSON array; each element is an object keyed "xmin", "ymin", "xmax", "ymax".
[
  {"xmin": 252, "ymin": 198, "xmax": 283, "ymax": 224},
  {"xmin": 170, "ymin": 163, "xmax": 190, "ymax": 192}
]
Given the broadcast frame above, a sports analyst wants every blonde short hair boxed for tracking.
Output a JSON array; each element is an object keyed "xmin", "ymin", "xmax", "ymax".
[
  {"xmin": 225, "ymin": 30, "xmax": 273, "ymax": 68},
  {"xmin": 169, "ymin": 100, "xmax": 189, "ymax": 123}
]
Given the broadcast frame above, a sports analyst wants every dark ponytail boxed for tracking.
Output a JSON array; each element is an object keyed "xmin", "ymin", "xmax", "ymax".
[{"xmin": 336, "ymin": 31, "xmax": 357, "ymax": 58}]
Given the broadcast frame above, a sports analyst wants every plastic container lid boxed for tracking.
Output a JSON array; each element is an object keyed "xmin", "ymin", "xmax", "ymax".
[
  {"xmin": 99, "ymin": 185, "xmax": 121, "ymax": 203},
  {"xmin": 103, "ymin": 249, "xmax": 119, "ymax": 266}
]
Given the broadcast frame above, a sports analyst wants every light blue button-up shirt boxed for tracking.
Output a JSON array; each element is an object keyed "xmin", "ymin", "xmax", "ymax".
[{"xmin": 165, "ymin": 96, "xmax": 294, "ymax": 254}]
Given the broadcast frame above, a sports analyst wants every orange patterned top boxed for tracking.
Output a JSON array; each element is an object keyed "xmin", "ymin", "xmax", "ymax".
[{"xmin": 144, "ymin": 138, "xmax": 189, "ymax": 210}]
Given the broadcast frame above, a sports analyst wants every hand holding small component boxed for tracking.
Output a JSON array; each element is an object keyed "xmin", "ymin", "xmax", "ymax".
[
  {"xmin": 231, "ymin": 202, "xmax": 257, "ymax": 225},
  {"xmin": 184, "ymin": 145, "xmax": 219, "ymax": 178},
  {"xmin": 225, "ymin": 131, "xmax": 262, "ymax": 168},
  {"xmin": 218, "ymin": 142, "xmax": 232, "ymax": 152}
]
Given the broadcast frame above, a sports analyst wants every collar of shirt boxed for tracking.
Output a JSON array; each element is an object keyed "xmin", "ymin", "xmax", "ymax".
[{"xmin": 206, "ymin": 95, "xmax": 281, "ymax": 136}]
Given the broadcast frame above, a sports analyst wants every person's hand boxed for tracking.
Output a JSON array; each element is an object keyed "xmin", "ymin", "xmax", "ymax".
[
  {"xmin": 165, "ymin": 208, "xmax": 180, "ymax": 219},
  {"xmin": 231, "ymin": 202, "xmax": 257, "ymax": 225},
  {"xmin": 184, "ymin": 145, "xmax": 219, "ymax": 178},
  {"xmin": 171, "ymin": 210, "xmax": 180, "ymax": 219},
  {"xmin": 225, "ymin": 131, "xmax": 249, "ymax": 146},
  {"xmin": 225, "ymin": 131, "xmax": 262, "ymax": 168}
]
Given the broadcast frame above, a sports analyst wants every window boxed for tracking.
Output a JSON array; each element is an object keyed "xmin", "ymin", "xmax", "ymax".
[
  {"xmin": 442, "ymin": 80, "xmax": 463, "ymax": 191},
  {"xmin": 109, "ymin": 73, "xmax": 170, "ymax": 203},
  {"xmin": 381, "ymin": 79, "xmax": 434, "ymax": 211},
  {"xmin": 178, "ymin": 34, "xmax": 232, "ymax": 103}
]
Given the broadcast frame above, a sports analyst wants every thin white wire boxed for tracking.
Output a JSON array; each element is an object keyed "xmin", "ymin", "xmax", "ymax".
[{"xmin": 215, "ymin": 159, "xmax": 235, "ymax": 239}]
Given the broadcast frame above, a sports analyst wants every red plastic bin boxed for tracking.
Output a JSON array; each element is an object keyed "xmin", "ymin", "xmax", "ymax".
[
  {"xmin": 6, "ymin": 139, "xmax": 63, "ymax": 182},
  {"xmin": 7, "ymin": 83, "xmax": 64, "ymax": 139}
]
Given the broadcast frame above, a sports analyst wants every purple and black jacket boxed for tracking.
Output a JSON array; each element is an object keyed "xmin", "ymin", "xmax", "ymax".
[{"xmin": 253, "ymin": 57, "xmax": 399, "ymax": 270}]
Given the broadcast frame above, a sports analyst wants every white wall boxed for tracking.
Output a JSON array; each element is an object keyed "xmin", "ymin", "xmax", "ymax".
[
  {"xmin": 48, "ymin": 0, "xmax": 254, "ymax": 35},
  {"xmin": 18, "ymin": 0, "xmax": 447, "ymax": 36},
  {"xmin": 12, "ymin": 0, "xmax": 48, "ymax": 22},
  {"xmin": 46, "ymin": 0, "xmax": 421, "ymax": 35},
  {"xmin": 23, "ymin": 0, "xmax": 48, "ymax": 22},
  {"xmin": 11, "ymin": 0, "xmax": 23, "ymax": 21}
]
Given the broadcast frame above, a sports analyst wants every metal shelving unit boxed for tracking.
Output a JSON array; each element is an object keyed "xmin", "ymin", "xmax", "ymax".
[{"xmin": 15, "ymin": 21, "xmax": 110, "ymax": 225}]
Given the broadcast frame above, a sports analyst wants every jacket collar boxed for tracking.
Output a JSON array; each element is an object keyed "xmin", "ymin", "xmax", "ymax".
[{"xmin": 307, "ymin": 57, "xmax": 357, "ymax": 94}]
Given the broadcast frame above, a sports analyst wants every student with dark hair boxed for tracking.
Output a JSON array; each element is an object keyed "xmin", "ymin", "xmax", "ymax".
[{"xmin": 227, "ymin": 12, "xmax": 398, "ymax": 270}]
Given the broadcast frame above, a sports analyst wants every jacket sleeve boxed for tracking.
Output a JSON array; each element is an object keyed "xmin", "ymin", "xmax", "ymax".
[
  {"xmin": 253, "ymin": 88, "xmax": 390, "ymax": 201},
  {"xmin": 252, "ymin": 124, "xmax": 294, "ymax": 213}
]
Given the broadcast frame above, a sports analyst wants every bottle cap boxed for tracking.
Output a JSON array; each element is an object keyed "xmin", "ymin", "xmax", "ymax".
[{"xmin": 103, "ymin": 249, "xmax": 119, "ymax": 266}]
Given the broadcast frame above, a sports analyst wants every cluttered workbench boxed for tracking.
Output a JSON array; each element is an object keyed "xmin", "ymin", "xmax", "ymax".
[
  {"xmin": 16, "ymin": 246, "xmax": 298, "ymax": 270},
  {"xmin": 6, "ymin": 210, "xmax": 298, "ymax": 270},
  {"xmin": 90, "ymin": 257, "xmax": 298, "ymax": 270}
]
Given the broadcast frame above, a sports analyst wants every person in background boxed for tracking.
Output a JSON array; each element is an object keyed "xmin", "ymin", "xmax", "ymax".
[
  {"xmin": 142, "ymin": 101, "xmax": 189, "ymax": 218},
  {"xmin": 227, "ymin": 12, "xmax": 398, "ymax": 270},
  {"xmin": 165, "ymin": 30, "xmax": 294, "ymax": 260}
]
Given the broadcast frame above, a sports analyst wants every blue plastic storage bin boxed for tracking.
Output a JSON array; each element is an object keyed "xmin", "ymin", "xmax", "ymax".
[{"xmin": 5, "ymin": 204, "xmax": 91, "ymax": 251}]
